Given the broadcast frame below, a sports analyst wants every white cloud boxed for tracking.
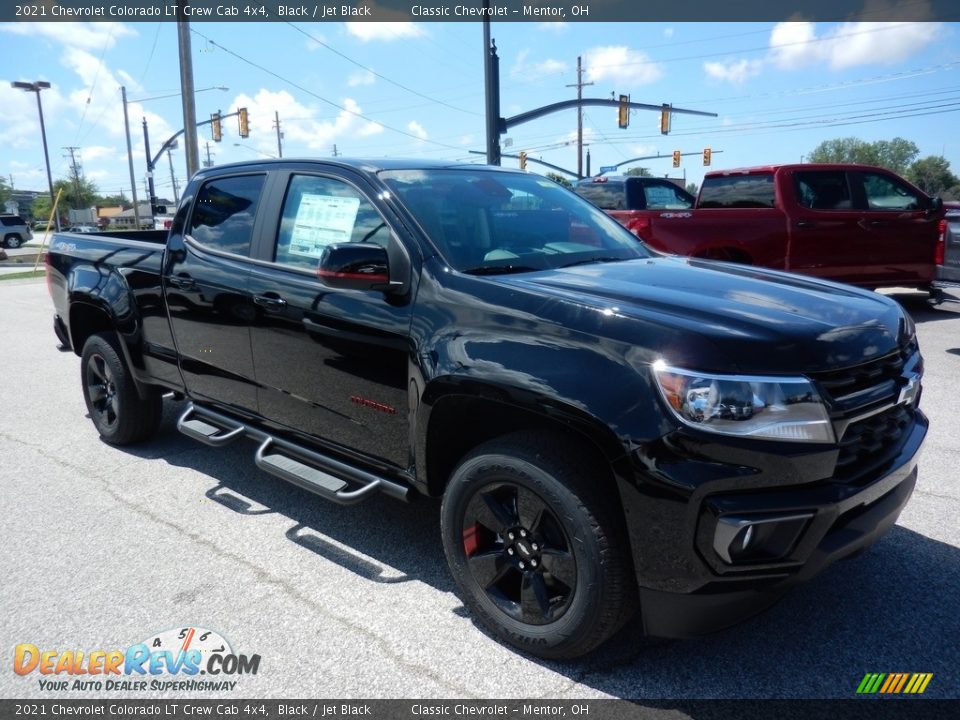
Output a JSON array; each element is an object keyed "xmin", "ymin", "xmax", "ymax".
[
  {"xmin": 0, "ymin": 21, "xmax": 136, "ymax": 52},
  {"xmin": 583, "ymin": 46, "xmax": 663, "ymax": 87},
  {"xmin": 510, "ymin": 49, "xmax": 567, "ymax": 80},
  {"xmin": 536, "ymin": 22, "xmax": 569, "ymax": 34},
  {"xmin": 704, "ymin": 59, "xmax": 764, "ymax": 85},
  {"xmin": 407, "ymin": 121, "xmax": 428, "ymax": 141},
  {"xmin": 770, "ymin": 20, "xmax": 938, "ymax": 70},
  {"xmin": 347, "ymin": 70, "xmax": 376, "ymax": 87},
  {"xmin": 230, "ymin": 90, "xmax": 383, "ymax": 154},
  {"xmin": 663, "ymin": 27, "xmax": 675, "ymax": 39},
  {"xmin": 345, "ymin": 22, "xmax": 425, "ymax": 42}
]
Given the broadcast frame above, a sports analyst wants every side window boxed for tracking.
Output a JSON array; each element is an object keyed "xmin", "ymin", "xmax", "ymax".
[
  {"xmin": 574, "ymin": 181, "xmax": 626, "ymax": 210},
  {"xmin": 641, "ymin": 182, "xmax": 693, "ymax": 210},
  {"xmin": 698, "ymin": 175, "xmax": 776, "ymax": 209},
  {"xmin": 275, "ymin": 175, "xmax": 389, "ymax": 271},
  {"xmin": 860, "ymin": 172, "xmax": 924, "ymax": 211},
  {"xmin": 189, "ymin": 174, "xmax": 265, "ymax": 256},
  {"xmin": 794, "ymin": 171, "xmax": 852, "ymax": 210}
]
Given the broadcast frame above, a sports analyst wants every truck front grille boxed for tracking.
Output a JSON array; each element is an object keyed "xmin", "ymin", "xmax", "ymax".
[
  {"xmin": 812, "ymin": 344, "xmax": 913, "ymax": 404},
  {"xmin": 834, "ymin": 405, "xmax": 912, "ymax": 481},
  {"xmin": 808, "ymin": 342, "xmax": 920, "ymax": 483}
]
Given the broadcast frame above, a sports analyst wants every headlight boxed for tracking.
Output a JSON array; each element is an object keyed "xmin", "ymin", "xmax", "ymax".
[{"xmin": 652, "ymin": 361, "xmax": 835, "ymax": 443}]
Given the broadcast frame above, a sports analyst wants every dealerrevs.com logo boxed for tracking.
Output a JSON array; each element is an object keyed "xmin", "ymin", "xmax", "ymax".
[{"xmin": 13, "ymin": 626, "xmax": 260, "ymax": 692}]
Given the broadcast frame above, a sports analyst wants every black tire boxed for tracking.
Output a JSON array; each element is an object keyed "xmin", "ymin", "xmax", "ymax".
[
  {"xmin": 440, "ymin": 431, "xmax": 637, "ymax": 659},
  {"xmin": 4, "ymin": 234, "xmax": 22, "ymax": 249},
  {"xmin": 80, "ymin": 333, "xmax": 162, "ymax": 445}
]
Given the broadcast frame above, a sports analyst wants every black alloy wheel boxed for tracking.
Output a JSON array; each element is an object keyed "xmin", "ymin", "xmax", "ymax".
[
  {"xmin": 441, "ymin": 431, "xmax": 637, "ymax": 659},
  {"xmin": 80, "ymin": 333, "xmax": 162, "ymax": 445},
  {"xmin": 461, "ymin": 482, "xmax": 577, "ymax": 626}
]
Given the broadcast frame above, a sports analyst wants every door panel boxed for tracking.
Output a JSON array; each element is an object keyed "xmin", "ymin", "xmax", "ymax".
[
  {"xmin": 787, "ymin": 170, "xmax": 866, "ymax": 282},
  {"xmin": 849, "ymin": 170, "xmax": 937, "ymax": 285},
  {"xmin": 165, "ymin": 173, "xmax": 266, "ymax": 412},
  {"xmin": 247, "ymin": 172, "xmax": 413, "ymax": 468}
]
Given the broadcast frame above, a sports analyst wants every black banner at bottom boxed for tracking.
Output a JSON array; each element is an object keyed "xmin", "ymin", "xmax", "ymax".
[{"xmin": 1, "ymin": 699, "xmax": 958, "ymax": 720}]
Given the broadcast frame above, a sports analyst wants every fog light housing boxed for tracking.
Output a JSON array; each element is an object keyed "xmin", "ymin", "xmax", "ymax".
[{"xmin": 713, "ymin": 513, "xmax": 813, "ymax": 564}]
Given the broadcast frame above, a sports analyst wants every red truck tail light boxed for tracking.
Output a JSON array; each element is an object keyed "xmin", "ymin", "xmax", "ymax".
[{"xmin": 935, "ymin": 219, "xmax": 946, "ymax": 265}]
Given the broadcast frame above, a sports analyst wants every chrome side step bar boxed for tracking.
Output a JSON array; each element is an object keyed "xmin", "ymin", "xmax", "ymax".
[{"xmin": 176, "ymin": 403, "xmax": 410, "ymax": 505}]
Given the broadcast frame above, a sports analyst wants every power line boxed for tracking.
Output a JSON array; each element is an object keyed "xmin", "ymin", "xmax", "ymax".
[
  {"xmin": 285, "ymin": 23, "xmax": 481, "ymax": 117},
  {"xmin": 189, "ymin": 28, "xmax": 468, "ymax": 152}
]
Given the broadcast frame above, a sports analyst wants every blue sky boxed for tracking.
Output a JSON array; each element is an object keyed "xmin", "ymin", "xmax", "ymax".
[{"xmin": 1, "ymin": 18, "xmax": 958, "ymax": 204}]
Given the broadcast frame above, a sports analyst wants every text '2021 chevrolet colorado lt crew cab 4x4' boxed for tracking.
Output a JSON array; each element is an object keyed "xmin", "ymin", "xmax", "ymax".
[{"xmin": 46, "ymin": 159, "xmax": 926, "ymax": 659}]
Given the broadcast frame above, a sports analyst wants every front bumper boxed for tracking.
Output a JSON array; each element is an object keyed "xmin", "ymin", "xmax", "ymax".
[{"xmin": 624, "ymin": 408, "xmax": 926, "ymax": 639}]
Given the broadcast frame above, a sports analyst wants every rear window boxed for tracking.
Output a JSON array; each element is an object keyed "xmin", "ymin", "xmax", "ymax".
[
  {"xmin": 1, "ymin": 216, "xmax": 26, "ymax": 227},
  {"xmin": 699, "ymin": 174, "xmax": 776, "ymax": 209},
  {"xmin": 574, "ymin": 180, "xmax": 626, "ymax": 210},
  {"xmin": 188, "ymin": 174, "xmax": 265, "ymax": 256}
]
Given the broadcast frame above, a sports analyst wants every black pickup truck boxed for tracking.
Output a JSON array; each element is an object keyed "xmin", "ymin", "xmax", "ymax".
[{"xmin": 46, "ymin": 159, "xmax": 926, "ymax": 659}]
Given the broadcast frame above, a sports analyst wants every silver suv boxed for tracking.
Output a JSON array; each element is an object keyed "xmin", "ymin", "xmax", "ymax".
[{"xmin": 1, "ymin": 215, "xmax": 33, "ymax": 249}]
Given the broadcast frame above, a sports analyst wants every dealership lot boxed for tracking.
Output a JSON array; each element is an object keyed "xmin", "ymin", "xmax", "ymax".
[{"xmin": 1, "ymin": 278, "xmax": 958, "ymax": 700}]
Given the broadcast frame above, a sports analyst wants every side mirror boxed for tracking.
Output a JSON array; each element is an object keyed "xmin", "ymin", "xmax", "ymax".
[
  {"xmin": 930, "ymin": 196, "xmax": 944, "ymax": 214},
  {"xmin": 318, "ymin": 243, "xmax": 395, "ymax": 292}
]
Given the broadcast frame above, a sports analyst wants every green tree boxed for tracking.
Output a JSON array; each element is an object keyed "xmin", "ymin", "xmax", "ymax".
[
  {"xmin": 808, "ymin": 137, "xmax": 919, "ymax": 174},
  {"xmin": 685, "ymin": 182, "xmax": 699, "ymax": 196},
  {"xmin": 545, "ymin": 172, "xmax": 573, "ymax": 188},
  {"xmin": 905, "ymin": 156, "xmax": 959, "ymax": 196},
  {"xmin": 97, "ymin": 193, "xmax": 130, "ymax": 208},
  {"xmin": 625, "ymin": 167, "xmax": 652, "ymax": 177},
  {"xmin": 0, "ymin": 176, "xmax": 11, "ymax": 207},
  {"xmin": 55, "ymin": 177, "xmax": 100, "ymax": 210}
]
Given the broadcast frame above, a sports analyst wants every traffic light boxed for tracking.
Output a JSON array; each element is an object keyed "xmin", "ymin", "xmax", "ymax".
[
  {"xmin": 211, "ymin": 112, "xmax": 222, "ymax": 142},
  {"xmin": 519, "ymin": 151, "xmax": 527, "ymax": 170},
  {"xmin": 618, "ymin": 94, "xmax": 630, "ymax": 129},
  {"xmin": 238, "ymin": 107, "xmax": 250, "ymax": 138},
  {"xmin": 672, "ymin": 150, "xmax": 681, "ymax": 168},
  {"xmin": 660, "ymin": 103, "xmax": 671, "ymax": 135},
  {"xmin": 703, "ymin": 147, "xmax": 712, "ymax": 166}
]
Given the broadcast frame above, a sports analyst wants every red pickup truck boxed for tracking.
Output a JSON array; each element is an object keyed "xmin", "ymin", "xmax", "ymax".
[{"xmin": 582, "ymin": 164, "xmax": 945, "ymax": 290}]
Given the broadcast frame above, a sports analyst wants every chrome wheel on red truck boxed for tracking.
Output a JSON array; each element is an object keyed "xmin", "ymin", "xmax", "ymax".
[{"xmin": 440, "ymin": 432, "xmax": 637, "ymax": 659}]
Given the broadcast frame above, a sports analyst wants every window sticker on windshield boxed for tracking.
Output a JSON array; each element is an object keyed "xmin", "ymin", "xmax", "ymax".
[{"xmin": 288, "ymin": 193, "xmax": 361, "ymax": 257}]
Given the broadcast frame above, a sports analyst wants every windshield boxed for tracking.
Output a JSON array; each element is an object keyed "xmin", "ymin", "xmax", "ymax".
[{"xmin": 380, "ymin": 168, "xmax": 649, "ymax": 274}]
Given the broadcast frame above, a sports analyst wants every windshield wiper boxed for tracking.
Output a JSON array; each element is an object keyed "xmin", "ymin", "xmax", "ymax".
[
  {"xmin": 559, "ymin": 256, "xmax": 628, "ymax": 268},
  {"xmin": 462, "ymin": 265, "xmax": 543, "ymax": 276}
]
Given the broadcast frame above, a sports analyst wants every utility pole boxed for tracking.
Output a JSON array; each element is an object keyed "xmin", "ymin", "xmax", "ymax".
[
  {"xmin": 63, "ymin": 146, "xmax": 83, "ymax": 208},
  {"xmin": 143, "ymin": 117, "xmax": 158, "ymax": 218},
  {"xmin": 176, "ymin": 1, "xmax": 200, "ymax": 178},
  {"xmin": 331, "ymin": 144, "xmax": 340, "ymax": 157},
  {"xmin": 273, "ymin": 111, "xmax": 283, "ymax": 158},
  {"xmin": 203, "ymin": 142, "xmax": 214, "ymax": 168},
  {"xmin": 566, "ymin": 56, "xmax": 593, "ymax": 180},
  {"xmin": 120, "ymin": 86, "xmax": 141, "ymax": 228},
  {"xmin": 167, "ymin": 146, "xmax": 180, "ymax": 204}
]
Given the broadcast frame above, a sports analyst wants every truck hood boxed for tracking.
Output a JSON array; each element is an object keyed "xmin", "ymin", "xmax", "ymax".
[{"xmin": 498, "ymin": 256, "xmax": 909, "ymax": 374}]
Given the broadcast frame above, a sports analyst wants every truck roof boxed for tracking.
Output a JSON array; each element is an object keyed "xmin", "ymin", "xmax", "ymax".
[
  {"xmin": 704, "ymin": 163, "xmax": 895, "ymax": 177},
  {"xmin": 196, "ymin": 157, "xmax": 516, "ymax": 175}
]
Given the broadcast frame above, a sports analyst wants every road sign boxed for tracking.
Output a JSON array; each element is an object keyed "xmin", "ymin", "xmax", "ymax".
[{"xmin": 599, "ymin": 165, "xmax": 617, "ymax": 173}]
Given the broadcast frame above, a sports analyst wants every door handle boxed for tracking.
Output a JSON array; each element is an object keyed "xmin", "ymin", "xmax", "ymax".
[
  {"xmin": 253, "ymin": 294, "xmax": 288, "ymax": 310},
  {"xmin": 796, "ymin": 221, "xmax": 816, "ymax": 229},
  {"xmin": 167, "ymin": 275, "xmax": 197, "ymax": 290}
]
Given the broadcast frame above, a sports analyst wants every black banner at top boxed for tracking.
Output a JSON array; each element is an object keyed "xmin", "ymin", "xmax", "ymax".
[{"xmin": 4, "ymin": 0, "xmax": 958, "ymax": 23}]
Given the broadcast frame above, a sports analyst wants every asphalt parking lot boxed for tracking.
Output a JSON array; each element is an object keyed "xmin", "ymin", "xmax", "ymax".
[{"xmin": 1, "ymin": 278, "xmax": 958, "ymax": 702}]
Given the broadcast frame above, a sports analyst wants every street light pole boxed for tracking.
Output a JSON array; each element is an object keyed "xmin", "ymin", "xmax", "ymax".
[{"xmin": 11, "ymin": 80, "xmax": 59, "ymax": 230}]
